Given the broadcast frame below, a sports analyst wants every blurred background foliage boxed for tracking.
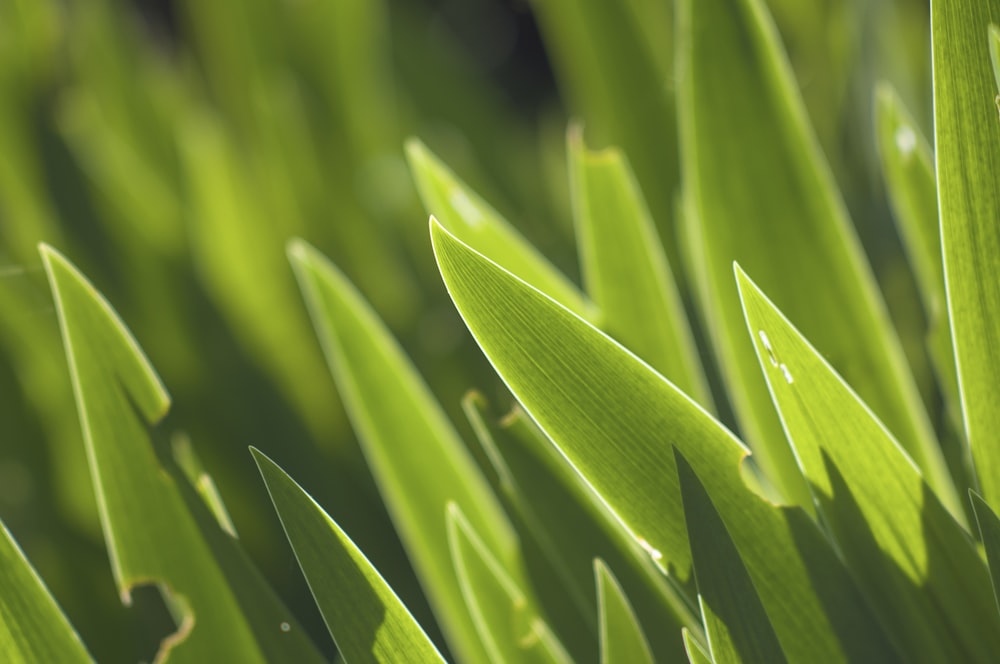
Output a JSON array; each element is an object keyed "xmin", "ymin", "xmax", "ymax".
[{"xmin": 0, "ymin": 0, "xmax": 934, "ymax": 660}]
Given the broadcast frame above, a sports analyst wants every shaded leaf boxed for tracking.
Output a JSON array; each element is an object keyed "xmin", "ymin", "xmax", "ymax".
[
  {"xmin": 289, "ymin": 239, "xmax": 516, "ymax": 664},
  {"xmin": 594, "ymin": 559, "xmax": 654, "ymax": 664},
  {"xmin": 447, "ymin": 504, "xmax": 571, "ymax": 664},
  {"xmin": 253, "ymin": 449, "xmax": 444, "ymax": 664},
  {"xmin": 0, "ymin": 519, "xmax": 92, "ymax": 663},
  {"xmin": 431, "ymin": 219, "xmax": 901, "ymax": 662},
  {"xmin": 971, "ymin": 492, "xmax": 1000, "ymax": 618}
]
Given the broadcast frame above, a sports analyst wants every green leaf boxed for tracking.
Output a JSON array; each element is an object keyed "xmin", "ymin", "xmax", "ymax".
[
  {"xmin": 683, "ymin": 629, "xmax": 713, "ymax": 664},
  {"xmin": 462, "ymin": 392, "xmax": 694, "ymax": 662},
  {"xmin": 676, "ymin": 451, "xmax": 785, "ymax": 664},
  {"xmin": 446, "ymin": 504, "xmax": 572, "ymax": 664},
  {"xmin": 736, "ymin": 265, "xmax": 999, "ymax": 662},
  {"xmin": 567, "ymin": 126, "xmax": 712, "ymax": 408},
  {"xmin": 932, "ymin": 0, "xmax": 1000, "ymax": 510},
  {"xmin": 676, "ymin": 0, "xmax": 954, "ymax": 516},
  {"xmin": 289, "ymin": 239, "xmax": 517, "ymax": 664},
  {"xmin": 971, "ymin": 492, "xmax": 1000, "ymax": 617},
  {"xmin": 873, "ymin": 83, "xmax": 960, "ymax": 417},
  {"xmin": 594, "ymin": 559, "xmax": 654, "ymax": 664},
  {"xmin": 0, "ymin": 519, "xmax": 92, "ymax": 663},
  {"xmin": 41, "ymin": 244, "xmax": 324, "ymax": 663},
  {"xmin": 252, "ymin": 449, "xmax": 445, "ymax": 664},
  {"xmin": 431, "ymin": 219, "xmax": 901, "ymax": 662},
  {"xmin": 406, "ymin": 138, "xmax": 592, "ymax": 319}
]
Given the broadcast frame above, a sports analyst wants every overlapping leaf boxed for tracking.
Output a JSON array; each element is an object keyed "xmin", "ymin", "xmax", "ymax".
[
  {"xmin": 253, "ymin": 449, "xmax": 444, "ymax": 663},
  {"xmin": 431, "ymin": 220, "xmax": 900, "ymax": 662},
  {"xmin": 971, "ymin": 493, "xmax": 1000, "ymax": 618},
  {"xmin": 594, "ymin": 560, "xmax": 654, "ymax": 664}
]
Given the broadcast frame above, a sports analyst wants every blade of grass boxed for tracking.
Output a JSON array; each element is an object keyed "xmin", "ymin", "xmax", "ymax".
[
  {"xmin": 0, "ymin": 519, "xmax": 93, "ymax": 663},
  {"xmin": 676, "ymin": 0, "xmax": 954, "ymax": 516},
  {"xmin": 567, "ymin": 126, "xmax": 712, "ymax": 408},
  {"xmin": 971, "ymin": 492, "xmax": 1000, "ymax": 618},
  {"xmin": 595, "ymin": 559, "xmax": 655, "ymax": 664},
  {"xmin": 683, "ymin": 629, "xmax": 713, "ymax": 664},
  {"xmin": 932, "ymin": 0, "xmax": 1000, "ymax": 510},
  {"xmin": 41, "ymin": 244, "xmax": 324, "ymax": 663},
  {"xmin": 446, "ymin": 503, "xmax": 572, "ymax": 664},
  {"xmin": 253, "ymin": 449, "xmax": 445, "ymax": 663},
  {"xmin": 736, "ymin": 265, "xmax": 998, "ymax": 662},
  {"xmin": 289, "ymin": 239, "xmax": 518, "ymax": 664},
  {"xmin": 676, "ymin": 451, "xmax": 786, "ymax": 664},
  {"xmin": 431, "ymin": 219, "xmax": 901, "ymax": 662}
]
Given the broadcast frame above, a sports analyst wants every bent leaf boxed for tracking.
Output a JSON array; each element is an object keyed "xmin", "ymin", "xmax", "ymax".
[
  {"xmin": 0, "ymin": 519, "xmax": 92, "ymax": 663},
  {"xmin": 431, "ymin": 219, "xmax": 901, "ymax": 662},
  {"xmin": 41, "ymin": 245, "xmax": 323, "ymax": 663},
  {"xmin": 736, "ymin": 266, "xmax": 998, "ymax": 662},
  {"xmin": 568, "ymin": 127, "xmax": 711, "ymax": 408},
  {"xmin": 290, "ymin": 239, "xmax": 516, "ymax": 664},
  {"xmin": 595, "ymin": 559, "xmax": 654, "ymax": 664},
  {"xmin": 676, "ymin": 0, "xmax": 951, "ymax": 514},
  {"xmin": 253, "ymin": 449, "xmax": 445, "ymax": 664},
  {"xmin": 447, "ymin": 504, "xmax": 572, "ymax": 664},
  {"xmin": 932, "ymin": 0, "xmax": 1000, "ymax": 510}
]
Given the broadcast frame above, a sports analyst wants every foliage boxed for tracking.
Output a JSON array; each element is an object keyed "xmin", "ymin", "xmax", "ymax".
[{"xmin": 1, "ymin": 0, "xmax": 998, "ymax": 662}]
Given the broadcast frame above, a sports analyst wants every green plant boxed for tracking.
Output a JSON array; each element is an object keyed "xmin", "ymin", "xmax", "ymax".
[{"xmin": 3, "ymin": 0, "xmax": 1000, "ymax": 662}]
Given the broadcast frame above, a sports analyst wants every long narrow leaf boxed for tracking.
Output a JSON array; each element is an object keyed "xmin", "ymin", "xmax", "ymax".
[
  {"xmin": 289, "ymin": 239, "xmax": 517, "ymax": 664},
  {"xmin": 971, "ymin": 492, "xmax": 1000, "ymax": 618},
  {"xmin": 932, "ymin": 0, "xmax": 1000, "ymax": 509},
  {"xmin": 676, "ymin": 0, "xmax": 954, "ymax": 515},
  {"xmin": 594, "ymin": 559, "xmax": 654, "ymax": 664},
  {"xmin": 41, "ymin": 245, "xmax": 323, "ymax": 663},
  {"xmin": 253, "ymin": 449, "xmax": 445, "ymax": 664},
  {"xmin": 431, "ymin": 219, "xmax": 901, "ymax": 662},
  {"xmin": 0, "ymin": 520, "xmax": 92, "ymax": 663},
  {"xmin": 736, "ymin": 265, "xmax": 997, "ymax": 662}
]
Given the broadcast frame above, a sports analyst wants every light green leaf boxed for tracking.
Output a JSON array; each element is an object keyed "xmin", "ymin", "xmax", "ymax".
[
  {"xmin": 933, "ymin": 0, "xmax": 1000, "ymax": 510},
  {"xmin": 406, "ymin": 139, "xmax": 591, "ymax": 319},
  {"xmin": 736, "ymin": 265, "xmax": 998, "ymax": 662},
  {"xmin": 676, "ymin": 451, "xmax": 785, "ymax": 664},
  {"xmin": 289, "ymin": 239, "xmax": 517, "ymax": 664},
  {"xmin": 676, "ymin": 0, "xmax": 954, "ymax": 516},
  {"xmin": 683, "ymin": 628, "xmax": 713, "ymax": 664},
  {"xmin": 172, "ymin": 435, "xmax": 237, "ymax": 537},
  {"xmin": 873, "ymin": 83, "xmax": 960, "ymax": 417},
  {"xmin": 594, "ymin": 559, "xmax": 654, "ymax": 664},
  {"xmin": 447, "ymin": 504, "xmax": 572, "ymax": 664},
  {"xmin": 253, "ymin": 449, "xmax": 445, "ymax": 664},
  {"xmin": 567, "ymin": 126, "xmax": 712, "ymax": 408},
  {"xmin": 41, "ymin": 244, "xmax": 324, "ymax": 663},
  {"xmin": 431, "ymin": 219, "xmax": 901, "ymax": 662},
  {"xmin": 462, "ymin": 392, "xmax": 694, "ymax": 662},
  {"xmin": 971, "ymin": 492, "xmax": 1000, "ymax": 617},
  {"xmin": 0, "ymin": 519, "xmax": 92, "ymax": 663}
]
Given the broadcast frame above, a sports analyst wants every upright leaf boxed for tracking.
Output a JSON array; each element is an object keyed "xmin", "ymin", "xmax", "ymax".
[
  {"xmin": 676, "ymin": 0, "xmax": 953, "ymax": 514},
  {"xmin": 594, "ymin": 560, "xmax": 655, "ymax": 664},
  {"xmin": 406, "ymin": 139, "xmax": 591, "ymax": 319},
  {"xmin": 447, "ymin": 504, "xmax": 572, "ymax": 664},
  {"xmin": 568, "ymin": 127, "xmax": 712, "ymax": 407},
  {"xmin": 933, "ymin": 0, "xmax": 1000, "ymax": 509},
  {"xmin": 431, "ymin": 220, "xmax": 901, "ymax": 662},
  {"xmin": 971, "ymin": 493, "xmax": 1000, "ymax": 617},
  {"xmin": 736, "ymin": 266, "xmax": 998, "ymax": 662},
  {"xmin": 676, "ymin": 452, "xmax": 785, "ymax": 664},
  {"xmin": 874, "ymin": 84, "xmax": 959, "ymax": 415},
  {"xmin": 289, "ymin": 239, "xmax": 516, "ymax": 664},
  {"xmin": 0, "ymin": 520, "xmax": 92, "ymax": 663},
  {"xmin": 683, "ymin": 629, "xmax": 713, "ymax": 664},
  {"xmin": 41, "ymin": 245, "xmax": 323, "ymax": 663},
  {"xmin": 253, "ymin": 449, "xmax": 445, "ymax": 664}
]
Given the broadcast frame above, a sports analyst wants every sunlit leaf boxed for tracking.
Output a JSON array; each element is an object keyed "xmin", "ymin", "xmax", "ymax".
[
  {"xmin": 431, "ymin": 219, "xmax": 901, "ymax": 662},
  {"xmin": 683, "ymin": 628, "xmax": 713, "ymax": 664},
  {"xmin": 289, "ymin": 239, "xmax": 517, "ymax": 664},
  {"xmin": 253, "ymin": 449, "xmax": 445, "ymax": 663},
  {"xmin": 0, "ymin": 519, "xmax": 92, "ymax": 663},
  {"xmin": 41, "ymin": 245, "xmax": 324, "ymax": 663},
  {"xmin": 736, "ymin": 265, "xmax": 998, "ymax": 662},
  {"xmin": 676, "ymin": 0, "xmax": 954, "ymax": 516}
]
